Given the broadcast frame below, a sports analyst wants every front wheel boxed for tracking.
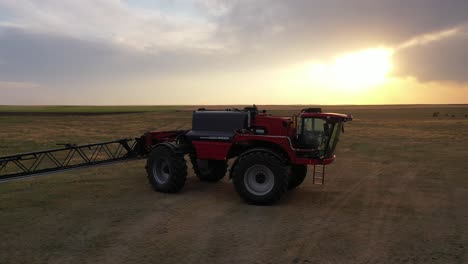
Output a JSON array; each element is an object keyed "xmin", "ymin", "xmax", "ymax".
[
  {"xmin": 146, "ymin": 146, "xmax": 187, "ymax": 193},
  {"xmin": 231, "ymin": 151, "xmax": 288, "ymax": 205}
]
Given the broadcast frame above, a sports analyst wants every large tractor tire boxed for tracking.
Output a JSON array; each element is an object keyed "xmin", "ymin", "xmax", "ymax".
[
  {"xmin": 288, "ymin": 164, "xmax": 307, "ymax": 190},
  {"xmin": 190, "ymin": 156, "xmax": 227, "ymax": 182},
  {"xmin": 231, "ymin": 151, "xmax": 289, "ymax": 205},
  {"xmin": 146, "ymin": 146, "xmax": 187, "ymax": 193}
]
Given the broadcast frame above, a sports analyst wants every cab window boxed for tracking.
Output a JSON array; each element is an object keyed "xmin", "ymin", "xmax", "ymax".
[{"xmin": 299, "ymin": 118, "xmax": 327, "ymax": 150}]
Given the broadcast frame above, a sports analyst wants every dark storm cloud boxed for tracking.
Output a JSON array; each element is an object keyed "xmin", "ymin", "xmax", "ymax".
[
  {"xmin": 393, "ymin": 27, "xmax": 468, "ymax": 82},
  {"xmin": 214, "ymin": 0, "xmax": 468, "ymax": 53},
  {"xmin": 209, "ymin": 0, "xmax": 468, "ymax": 82}
]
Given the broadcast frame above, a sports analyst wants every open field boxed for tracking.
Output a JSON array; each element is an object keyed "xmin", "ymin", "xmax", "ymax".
[
  {"xmin": 0, "ymin": 105, "xmax": 190, "ymax": 117},
  {"xmin": 1, "ymin": 105, "xmax": 468, "ymax": 264}
]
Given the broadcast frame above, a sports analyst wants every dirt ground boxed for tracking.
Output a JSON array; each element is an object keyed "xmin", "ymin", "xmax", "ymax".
[{"xmin": 1, "ymin": 105, "xmax": 468, "ymax": 264}]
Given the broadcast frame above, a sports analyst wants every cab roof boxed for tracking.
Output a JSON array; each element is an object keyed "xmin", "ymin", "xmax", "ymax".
[{"xmin": 300, "ymin": 112, "xmax": 353, "ymax": 121}]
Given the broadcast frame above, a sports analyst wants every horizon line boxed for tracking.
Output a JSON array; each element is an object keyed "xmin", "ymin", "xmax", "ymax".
[{"xmin": 1, "ymin": 103, "xmax": 468, "ymax": 107}]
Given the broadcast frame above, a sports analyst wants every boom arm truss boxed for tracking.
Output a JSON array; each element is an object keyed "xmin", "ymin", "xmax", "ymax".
[{"xmin": 0, "ymin": 139, "xmax": 144, "ymax": 183}]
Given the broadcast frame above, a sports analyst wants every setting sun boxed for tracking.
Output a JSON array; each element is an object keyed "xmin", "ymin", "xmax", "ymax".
[{"xmin": 308, "ymin": 48, "xmax": 393, "ymax": 91}]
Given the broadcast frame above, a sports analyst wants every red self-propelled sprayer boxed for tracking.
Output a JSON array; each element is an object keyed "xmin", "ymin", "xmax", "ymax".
[{"xmin": 0, "ymin": 106, "xmax": 352, "ymax": 205}]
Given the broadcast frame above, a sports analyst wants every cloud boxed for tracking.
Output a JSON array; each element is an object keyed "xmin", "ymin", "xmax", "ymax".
[
  {"xmin": 2, "ymin": 0, "xmax": 468, "ymax": 61},
  {"xmin": 0, "ymin": 25, "xmax": 237, "ymax": 88},
  {"xmin": 1, "ymin": 0, "xmax": 468, "ymax": 105},
  {"xmin": 194, "ymin": 0, "xmax": 233, "ymax": 17},
  {"xmin": 207, "ymin": 0, "xmax": 468, "ymax": 84},
  {"xmin": 0, "ymin": 81, "xmax": 40, "ymax": 89},
  {"xmin": 397, "ymin": 26, "xmax": 462, "ymax": 50},
  {"xmin": 211, "ymin": 0, "xmax": 468, "ymax": 52},
  {"xmin": 0, "ymin": 0, "xmax": 224, "ymax": 53},
  {"xmin": 393, "ymin": 25, "xmax": 468, "ymax": 82},
  {"xmin": 0, "ymin": 26, "xmax": 129, "ymax": 84}
]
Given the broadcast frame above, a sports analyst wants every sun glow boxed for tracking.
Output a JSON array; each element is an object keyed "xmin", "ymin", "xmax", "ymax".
[{"xmin": 308, "ymin": 48, "xmax": 394, "ymax": 91}]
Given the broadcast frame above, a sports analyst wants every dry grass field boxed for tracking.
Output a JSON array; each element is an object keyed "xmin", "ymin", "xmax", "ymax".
[{"xmin": 1, "ymin": 105, "xmax": 468, "ymax": 264}]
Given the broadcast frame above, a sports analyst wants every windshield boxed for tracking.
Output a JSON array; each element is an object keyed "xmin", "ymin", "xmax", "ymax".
[{"xmin": 297, "ymin": 117, "xmax": 343, "ymax": 158}]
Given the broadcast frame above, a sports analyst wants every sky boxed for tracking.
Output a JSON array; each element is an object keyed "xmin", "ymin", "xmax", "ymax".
[{"xmin": 1, "ymin": 0, "xmax": 468, "ymax": 105}]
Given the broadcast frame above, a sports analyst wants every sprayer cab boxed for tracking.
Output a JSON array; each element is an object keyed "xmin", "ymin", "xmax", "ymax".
[{"xmin": 295, "ymin": 108, "xmax": 353, "ymax": 159}]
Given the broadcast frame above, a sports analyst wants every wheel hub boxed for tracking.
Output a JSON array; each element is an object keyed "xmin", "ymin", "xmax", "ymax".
[
  {"xmin": 255, "ymin": 173, "xmax": 266, "ymax": 184},
  {"xmin": 244, "ymin": 165, "xmax": 274, "ymax": 196},
  {"xmin": 153, "ymin": 159, "xmax": 170, "ymax": 184}
]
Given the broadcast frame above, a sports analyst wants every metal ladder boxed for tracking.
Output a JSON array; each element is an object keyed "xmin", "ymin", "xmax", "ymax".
[{"xmin": 312, "ymin": 164, "xmax": 326, "ymax": 185}]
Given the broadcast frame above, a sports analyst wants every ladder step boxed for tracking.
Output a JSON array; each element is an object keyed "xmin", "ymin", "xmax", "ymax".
[{"xmin": 312, "ymin": 164, "xmax": 326, "ymax": 185}]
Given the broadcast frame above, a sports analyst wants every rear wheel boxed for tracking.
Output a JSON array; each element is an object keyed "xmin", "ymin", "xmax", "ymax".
[
  {"xmin": 147, "ymin": 146, "xmax": 187, "ymax": 193},
  {"xmin": 190, "ymin": 156, "xmax": 227, "ymax": 182},
  {"xmin": 231, "ymin": 151, "xmax": 288, "ymax": 205},
  {"xmin": 288, "ymin": 165, "xmax": 307, "ymax": 190}
]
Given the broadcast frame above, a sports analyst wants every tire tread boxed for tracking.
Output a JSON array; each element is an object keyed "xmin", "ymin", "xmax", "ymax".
[
  {"xmin": 146, "ymin": 146, "xmax": 187, "ymax": 193},
  {"xmin": 231, "ymin": 151, "xmax": 288, "ymax": 205}
]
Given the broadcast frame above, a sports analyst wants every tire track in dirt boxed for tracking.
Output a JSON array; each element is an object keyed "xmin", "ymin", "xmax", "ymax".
[
  {"xmin": 358, "ymin": 162, "xmax": 419, "ymax": 263},
  {"xmin": 83, "ymin": 178, "xmax": 239, "ymax": 264},
  {"xmin": 357, "ymin": 160, "xmax": 467, "ymax": 264},
  {"xmin": 277, "ymin": 159, "xmax": 385, "ymax": 263},
  {"xmin": 194, "ymin": 160, "xmax": 377, "ymax": 263}
]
